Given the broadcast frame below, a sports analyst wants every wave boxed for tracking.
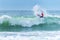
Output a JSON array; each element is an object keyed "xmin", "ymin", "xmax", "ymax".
[{"xmin": 0, "ymin": 15, "xmax": 60, "ymax": 27}]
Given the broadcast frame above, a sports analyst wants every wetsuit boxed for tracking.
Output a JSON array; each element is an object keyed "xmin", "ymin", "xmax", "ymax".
[
  {"xmin": 37, "ymin": 12, "xmax": 44, "ymax": 18},
  {"xmin": 40, "ymin": 12, "xmax": 44, "ymax": 18}
]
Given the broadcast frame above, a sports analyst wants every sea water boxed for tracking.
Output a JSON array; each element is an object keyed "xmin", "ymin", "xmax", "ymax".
[
  {"xmin": 0, "ymin": 10, "xmax": 60, "ymax": 40},
  {"xmin": 0, "ymin": 31, "xmax": 60, "ymax": 40}
]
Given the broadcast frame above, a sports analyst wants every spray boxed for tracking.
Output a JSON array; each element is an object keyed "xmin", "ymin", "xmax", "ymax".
[{"xmin": 33, "ymin": 4, "xmax": 48, "ymax": 17}]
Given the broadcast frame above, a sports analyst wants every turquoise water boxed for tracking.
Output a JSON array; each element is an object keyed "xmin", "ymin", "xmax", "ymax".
[
  {"xmin": 0, "ymin": 10, "xmax": 59, "ymax": 32},
  {"xmin": 0, "ymin": 10, "xmax": 60, "ymax": 40}
]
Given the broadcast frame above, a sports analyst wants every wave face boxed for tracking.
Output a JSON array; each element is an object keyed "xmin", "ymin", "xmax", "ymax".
[{"xmin": 0, "ymin": 15, "xmax": 60, "ymax": 31}]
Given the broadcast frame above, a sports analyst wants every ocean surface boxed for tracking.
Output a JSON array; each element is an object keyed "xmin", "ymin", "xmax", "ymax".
[{"xmin": 0, "ymin": 10, "xmax": 60, "ymax": 40}]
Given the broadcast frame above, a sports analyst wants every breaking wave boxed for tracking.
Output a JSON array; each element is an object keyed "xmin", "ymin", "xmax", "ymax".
[{"xmin": 0, "ymin": 14, "xmax": 60, "ymax": 27}]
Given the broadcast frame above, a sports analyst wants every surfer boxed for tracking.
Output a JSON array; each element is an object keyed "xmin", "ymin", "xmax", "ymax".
[
  {"xmin": 37, "ymin": 11, "xmax": 44, "ymax": 18},
  {"xmin": 40, "ymin": 11, "xmax": 44, "ymax": 18}
]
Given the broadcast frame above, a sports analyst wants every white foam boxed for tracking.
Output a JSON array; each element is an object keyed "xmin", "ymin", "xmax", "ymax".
[
  {"xmin": 47, "ymin": 14, "xmax": 60, "ymax": 18},
  {"xmin": 0, "ymin": 31, "xmax": 60, "ymax": 40},
  {"xmin": 0, "ymin": 15, "xmax": 12, "ymax": 23},
  {"xmin": 10, "ymin": 17, "xmax": 44, "ymax": 27}
]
